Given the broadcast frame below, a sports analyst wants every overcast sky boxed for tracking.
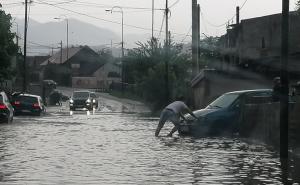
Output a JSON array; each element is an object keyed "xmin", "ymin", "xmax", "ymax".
[{"xmin": 2, "ymin": 0, "xmax": 298, "ymax": 45}]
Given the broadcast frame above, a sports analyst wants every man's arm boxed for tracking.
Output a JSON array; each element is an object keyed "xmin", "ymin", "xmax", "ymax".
[{"xmin": 186, "ymin": 108, "xmax": 198, "ymax": 120}]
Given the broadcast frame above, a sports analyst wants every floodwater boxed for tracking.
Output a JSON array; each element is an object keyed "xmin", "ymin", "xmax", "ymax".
[{"xmin": 0, "ymin": 107, "xmax": 299, "ymax": 184}]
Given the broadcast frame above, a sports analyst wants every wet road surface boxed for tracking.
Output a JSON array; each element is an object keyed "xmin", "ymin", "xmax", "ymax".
[{"xmin": 0, "ymin": 100, "xmax": 299, "ymax": 184}]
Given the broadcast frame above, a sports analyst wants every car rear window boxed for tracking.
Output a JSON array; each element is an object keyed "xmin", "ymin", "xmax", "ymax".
[
  {"xmin": 73, "ymin": 92, "xmax": 89, "ymax": 98},
  {"xmin": 17, "ymin": 96, "xmax": 38, "ymax": 104}
]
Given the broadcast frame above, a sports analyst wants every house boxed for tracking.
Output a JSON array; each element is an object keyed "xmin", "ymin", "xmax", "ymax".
[
  {"xmin": 72, "ymin": 61, "xmax": 121, "ymax": 90},
  {"xmin": 27, "ymin": 55, "xmax": 51, "ymax": 82},
  {"xmin": 220, "ymin": 11, "xmax": 300, "ymax": 76},
  {"xmin": 40, "ymin": 46, "xmax": 104, "ymax": 86},
  {"xmin": 40, "ymin": 46, "xmax": 121, "ymax": 89}
]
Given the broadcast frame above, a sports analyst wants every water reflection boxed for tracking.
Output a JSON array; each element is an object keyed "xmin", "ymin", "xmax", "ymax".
[{"xmin": 0, "ymin": 112, "xmax": 299, "ymax": 184}]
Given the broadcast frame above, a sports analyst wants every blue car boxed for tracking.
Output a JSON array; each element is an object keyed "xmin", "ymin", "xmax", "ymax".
[{"xmin": 178, "ymin": 89, "xmax": 273, "ymax": 137}]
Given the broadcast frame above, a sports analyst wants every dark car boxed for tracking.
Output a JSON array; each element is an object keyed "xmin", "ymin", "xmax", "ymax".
[
  {"xmin": 0, "ymin": 91, "xmax": 14, "ymax": 123},
  {"xmin": 178, "ymin": 89, "xmax": 273, "ymax": 137},
  {"xmin": 11, "ymin": 94, "xmax": 46, "ymax": 116},
  {"xmin": 69, "ymin": 91, "xmax": 98, "ymax": 111}
]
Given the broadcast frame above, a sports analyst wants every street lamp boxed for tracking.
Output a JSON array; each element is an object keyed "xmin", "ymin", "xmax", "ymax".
[
  {"xmin": 54, "ymin": 16, "xmax": 69, "ymax": 60},
  {"xmin": 106, "ymin": 6, "xmax": 124, "ymax": 94}
]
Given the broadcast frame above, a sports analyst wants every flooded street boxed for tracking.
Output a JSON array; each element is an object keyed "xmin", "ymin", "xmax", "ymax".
[{"xmin": 0, "ymin": 97, "xmax": 299, "ymax": 185}]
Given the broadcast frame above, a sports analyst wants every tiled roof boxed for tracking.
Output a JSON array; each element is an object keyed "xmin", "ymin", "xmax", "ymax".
[{"xmin": 40, "ymin": 47, "xmax": 82, "ymax": 66}]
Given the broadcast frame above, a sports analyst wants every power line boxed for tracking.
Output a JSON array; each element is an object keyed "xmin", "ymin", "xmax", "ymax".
[
  {"xmin": 199, "ymin": 0, "xmax": 248, "ymax": 28},
  {"xmin": 34, "ymin": 0, "xmax": 189, "ymax": 37},
  {"xmin": 180, "ymin": 26, "xmax": 192, "ymax": 43},
  {"xmin": 157, "ymin": 13, "xmax": 165, "ymax": 39},
  {"xmin": 169, "ymin": 0, "xmax": 180, "ymax": 8}
]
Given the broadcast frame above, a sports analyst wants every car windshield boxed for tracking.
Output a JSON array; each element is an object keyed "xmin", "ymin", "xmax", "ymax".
[
  {"xmin": 73, "ymin": 92, "xmax": 89, "ymax": 99},
  {"xmin": 207, "ymin": 94, "xmax": 239, "ymax": 109},
  {"xmin": 17, "ymin": 96, "xmax": 38, "ymax": 104}
]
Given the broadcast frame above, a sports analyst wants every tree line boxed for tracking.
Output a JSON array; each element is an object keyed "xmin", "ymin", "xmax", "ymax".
[{"xmin": 0, "ymin": 10, "xmax": 18, "ymax": 83}]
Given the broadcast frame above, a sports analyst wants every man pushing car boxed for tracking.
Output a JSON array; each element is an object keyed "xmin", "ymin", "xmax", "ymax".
[{"xmin": 155, "ymin": 96, "xmax": 198, "ymax": 137}]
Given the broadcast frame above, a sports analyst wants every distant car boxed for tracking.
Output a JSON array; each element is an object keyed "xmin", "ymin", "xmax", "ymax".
[
  {"xmin": 69, "ymin": 91, "xmax": 98, "ymax": 111},
  {"xmin": 178, "ymin": 89, "xmax": 273, "ymax": 137},
  {"xmin": 0, "ymin": 91, "xmax": 14, "ymax": 123},
  {"xmin": 11, "ymin": 94, "xmax": 46, "ymax": 116},
  {"xmin": 43, "ymin": 80, "xmax": 57, "ymax": 89}
]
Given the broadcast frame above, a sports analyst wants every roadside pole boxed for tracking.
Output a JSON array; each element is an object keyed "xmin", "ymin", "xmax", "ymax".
[
  {"xmin": 192, "ymin": 0, "xmax": 198, "ymax": 77},
  {"xmin": 23, "ymin": 0, "xmax": 28, "ymax": 92},
  {"xmin": 280, "ymin": 0, "xmax": 290, "ymax": 183},
  {"xmin": 165, "ymin": 0, "xmax": 169, "ymax": 104},
  {"xmin": 280, "ymin": 0, "xmax": 289, "ymax": 161},
  {"xmin": 60, "ymin": 41, "xmax": 63, "ymax": 64}
]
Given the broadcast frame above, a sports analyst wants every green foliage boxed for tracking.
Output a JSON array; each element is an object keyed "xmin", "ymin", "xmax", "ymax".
[
  {"xmin": 123, "ymin": 38, "xmax": 192, "ymax": 110},
  {"xmin": 199, "ymin": 36, "xmax": 221, "ymax": 68},
  {"xmin": 297, "ymin": 0, "xmax": 300, "ymax": 11},
  {"xmin": 0, "ymin": 10, "xmax": 18, "ymax": 82}
]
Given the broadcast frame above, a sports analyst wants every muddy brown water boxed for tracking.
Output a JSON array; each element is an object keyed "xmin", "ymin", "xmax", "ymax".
[{"xmin": 0, "ymin": 110, "xmax": 299, "ymax": 184}]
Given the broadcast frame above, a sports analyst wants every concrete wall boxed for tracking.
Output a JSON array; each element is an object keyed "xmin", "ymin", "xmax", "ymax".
[
  {"xmin": 236, "ymin": 12, "xmax": 300, "ymax": 60},
  {"xmin": 72, "ymin": 77, "xmax": 97, "ymax": 89},
  {"xmin": 93, "ymin": 62, "xmax": 121, "ymax": 90},
  {"xmin": 192, "ymin": 70, "xmax": 271, "ymax": 109},
  {"xmin": 240, "ymin": 102, "xmax": 300, "ymax": 149}
]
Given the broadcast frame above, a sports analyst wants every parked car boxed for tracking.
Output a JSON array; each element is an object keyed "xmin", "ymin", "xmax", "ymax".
[
  {"xmin": 178, "ymin": 89, "xmax": 273, "ymax": 137},
  {"xmin": 0, "ymin": 91, "xmax": 14, "ymax": 123},
  {"xmin": 11, "ymin": 94, "xmax": 46, "ymax": 116},
  {"xmin": 69, "ymin": 91, "xmax": 98, "ymax": 111}
]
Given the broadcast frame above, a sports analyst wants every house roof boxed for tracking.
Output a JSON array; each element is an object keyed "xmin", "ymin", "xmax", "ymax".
[
  {"xmin": 27, "ymin": 56, "xmax": 51, "ymax": 67},
  {"xmin": 40, "ymin": 47, "xmax": 82, "ymax": 66}
]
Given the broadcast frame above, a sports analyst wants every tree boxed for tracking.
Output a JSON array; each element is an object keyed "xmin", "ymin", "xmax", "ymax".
[
  {"xmin": 0, "ymin": 10, "xmax": 18, "ymax": 82},
  {"xmin": 123, "ymin": 38, "xmax": 192, "ymax": 111},
  {"xmin": 297, "ymin": 0, "xmax": 300, "ymax": 11}
]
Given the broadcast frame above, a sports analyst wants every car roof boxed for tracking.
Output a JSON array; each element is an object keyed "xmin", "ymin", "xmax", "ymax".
[
  {"xmin": 73, "ymin": 91, "xmax": 91, "ymax": 93},
  {"xmin": 17, "ymin": 94, "xmax": 41, "ymax": 98},
  {"xmin": 224, "ymin": 89, "xmax": 273, "ymax": 95}
]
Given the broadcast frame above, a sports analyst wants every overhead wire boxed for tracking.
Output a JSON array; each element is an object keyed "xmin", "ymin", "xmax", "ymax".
[
  {"xmin": 157, "ymin": 13, "xmax": 165, "ymax": 39},
  {"xmin": 169, "ymin": 0, "xmax": 180, "ymax": 8},
  {"xmin": 33, "ymin": 0, "xmax": 189, "ymax": 37},
  {"xmin": 180, "ymin": 26, "xmax": 192, "ymax": 43},
  {"xmin": 200, "ymin": 0, "xmax": 248, "ymax": 28}
]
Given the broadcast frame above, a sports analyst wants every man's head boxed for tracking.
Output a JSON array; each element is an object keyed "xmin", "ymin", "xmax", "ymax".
[{"xmin": 273, "ymin": 77, "xmax": 281, "ymax": 84}]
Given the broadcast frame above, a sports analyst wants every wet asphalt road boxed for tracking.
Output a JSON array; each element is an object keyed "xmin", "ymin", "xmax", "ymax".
[{"xmin": 0, "ymin": 97, "xmax": 299, "ymax": 184}]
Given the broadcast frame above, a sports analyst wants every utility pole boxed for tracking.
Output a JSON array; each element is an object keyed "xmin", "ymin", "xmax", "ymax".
[
  {"xmin": 192, "ymin": 0, "xmax": 198, "ymax": 77},
  {"xmin": 197, "ymin": 4, "xmax": 200, "ymax": 69},
  {"xmin": 165, "ymin": 0, "xmax": 170, "ymax": 104},
  {"xmin": 66, "ymin": 19, "xmax": 69, "ymax": 60},
  {"xmin": 60, "ymin": 40, "xmax": 63, "ymax": 64},
  {"xmin": 236, "ymin": 6, "xmax": 240, "ymax": 25},
  {"xmin": 23, "ymin": 0, "xmax": 28, "ymax": 92},
  {"xmin": 280, "ymin": 0, "xmax": 289, "ymax": 161},
  {"xmin": 152, "ymin": 0, "xmax": 154, "ymax": 39}
]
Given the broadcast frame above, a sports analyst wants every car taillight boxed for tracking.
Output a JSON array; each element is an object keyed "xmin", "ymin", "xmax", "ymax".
[
  {"xmin": 32, "ymin": 103, "xmax": 40, "ymax": 109},
  {"xmin": 0, "ymin": 104, "xmax": 7, "ymax": 110},
  {"xmin": 13, "ymin": 101, "xmax": 21, "ymax": 106}
]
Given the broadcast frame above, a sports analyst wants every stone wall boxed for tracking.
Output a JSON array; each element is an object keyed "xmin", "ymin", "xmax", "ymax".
[{"xmin": 240, "ymin": 102, "xmax": 300, "ymax": 149}]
